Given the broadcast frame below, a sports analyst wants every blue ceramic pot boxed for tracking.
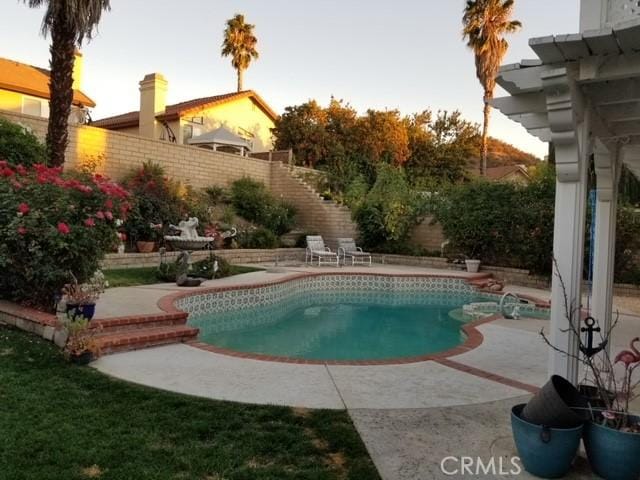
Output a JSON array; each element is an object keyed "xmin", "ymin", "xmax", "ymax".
[
  {"xmin": 66, "ymin": 303, "xmax": 96, "ymax": 321},
  {"xmin": 584, "ymin": 416, "xmax": 640, "ymax": 480},
  {"xmin": 511, "ymin": 404, "xmax": 583, "ymax": 478}
]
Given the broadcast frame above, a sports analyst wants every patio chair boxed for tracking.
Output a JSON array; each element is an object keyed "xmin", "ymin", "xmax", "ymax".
[
  {"xmin": 305, "ymin": 235, "xmax": 339, "ymax": 267},
  {"xmin": 337, "ymin": 238, "xmax": 372, "ymax": 266}
]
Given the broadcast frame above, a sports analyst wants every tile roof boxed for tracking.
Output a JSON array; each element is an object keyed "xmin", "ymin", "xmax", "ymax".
[
  {"xmin": 93, "ymin": 90, "xmax": 277, "ymax": 129},
  {"xmin": 0, "ymin": 57, "xmax": 95, "ymax": 107},
  {"xmin": 485, "ymin": 165, "xmax": 530, "ymax": 181}
]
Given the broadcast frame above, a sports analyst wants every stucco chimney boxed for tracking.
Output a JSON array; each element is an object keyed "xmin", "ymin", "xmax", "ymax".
[
  {"xmin": 139, "ymin": 73, "xmax": 168, "ymax": 139},
  {"xmin": 72, "ymin": 50, "xmax": 83, "ymax": 91}
]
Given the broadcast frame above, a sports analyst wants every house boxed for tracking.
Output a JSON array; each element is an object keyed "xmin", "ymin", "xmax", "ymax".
[
  {"xmin": 92, "ymin": 73, "xmax": 277, "ymax": 153},
  {"xmin": 485, "ymin": 165, "xmax": 530, "ymax": 184},
  {"xmin": 0, "ymin": 52, "xmax": 95, "ymax": 120}
]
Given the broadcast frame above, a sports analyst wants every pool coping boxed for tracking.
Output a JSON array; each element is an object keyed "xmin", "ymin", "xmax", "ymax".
[{"xmin": 156, "ymin": 270, "xmax": 545, "ymax": 370}]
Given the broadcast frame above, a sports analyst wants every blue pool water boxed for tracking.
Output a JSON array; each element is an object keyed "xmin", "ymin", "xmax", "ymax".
[{"xmin": 189, "ymin": 290, "xmax": 486, "ymax": 361}]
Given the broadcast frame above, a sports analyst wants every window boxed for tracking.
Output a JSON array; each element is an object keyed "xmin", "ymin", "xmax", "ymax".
[{"xmin": 22, "ymin": 97, "xmax": 48, "ymax": 118}]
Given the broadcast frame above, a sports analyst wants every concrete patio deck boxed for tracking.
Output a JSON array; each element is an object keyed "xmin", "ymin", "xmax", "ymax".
[{"xmin": 91, "ymin": 264, "xmax": 640, "ymax": 479}]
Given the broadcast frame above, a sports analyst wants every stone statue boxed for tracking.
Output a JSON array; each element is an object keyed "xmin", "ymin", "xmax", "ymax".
[
  {"xmin": 175, "ymin": 251, "xmax": 202, "ymax": 287},
  {"xmin": 170, "ymin": 216, "xmax": 201, "ymax": 239}
]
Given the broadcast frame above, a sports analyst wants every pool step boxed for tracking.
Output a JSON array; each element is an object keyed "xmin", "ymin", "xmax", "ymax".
[
  {"xmin": 95, "ymin": 324, "xmax": 199, "ymax": 354},
  {"xmin": 92, "ymin": 312, "xmax": 188, "ymax": 333}
]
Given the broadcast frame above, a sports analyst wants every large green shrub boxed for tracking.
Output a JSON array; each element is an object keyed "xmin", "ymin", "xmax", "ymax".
[
  {"xmin": 230, "ymin": 177, "xmax": 296, "ymax": 235},
  {"xmin": 236, "ymin": 227, "xmax": 279, "ymax": 249},
  {"xmin": 0, "ymin": 163, "xmax": 130, "ymax": 310},
  {"xmin": 353, "ymin": 164, "xmax": 427, "ymax": 251},
  {"xmin": 433, "ymin": 168, "xmax": 555, "ymax": 273},
  {"xmin": 0, "ymin": 118, "xmax": 47, "ymax": 166}
]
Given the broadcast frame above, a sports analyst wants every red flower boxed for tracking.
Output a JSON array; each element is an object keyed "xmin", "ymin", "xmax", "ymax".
[
  {"xmin": 95, "ymin": 211, "xmax": 105, "ymax": 220},
  {"xmin": 1, "ymin": 167, "xmax": 14, "ymax": 177},
  {"xmin": 15, "ymin": 165, "xmax": 27, "ymax": 176},
  {"xmin": 11, "ymin": 180, "xmax": 22, "ymax": 190},
  {"xmin": 17, "ymin": 203, "xmax": 30, "ymax": 215},
  {"xmin": 84, "ymin": 218, "xmax": 96, "ymax": 228},
  {"xmin": 17, "ymin": 226, "xmax": 27, "ymax": 236},
  {"xmin": 57, "ymin": 222, "xmax": 70, "ymax": 235},
  {"xmin": 104, "ymin": 199, "xmax": 113, "ymax": 209},
  {"xmin": 104, "ymin": 211, "xmax": 113, "ymax": 220}
]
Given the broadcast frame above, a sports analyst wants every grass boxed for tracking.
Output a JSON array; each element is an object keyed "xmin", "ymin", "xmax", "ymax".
[
  {"xmin": 0, "ymin": 325, "xmax": 380, "ymax": 480},
  {"xmin": 104, "ymin": 265, "xmax": 264, "ymax": 288}
]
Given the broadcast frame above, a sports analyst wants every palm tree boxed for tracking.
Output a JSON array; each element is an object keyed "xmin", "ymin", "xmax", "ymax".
[
  {"xmin": 221, "ymin": 14, "xmax": 259, "ymax": 92},
  {"xmin": 25, "ymin": 0, "xmax": 110, "ymax": 166},
  {"xmin": 462, "ymin": 0, "xmax": 521, "ymax": 176}
]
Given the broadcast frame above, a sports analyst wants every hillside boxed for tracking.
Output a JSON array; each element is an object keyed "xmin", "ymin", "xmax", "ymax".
[{"xmin": 468, "ymin": 137, "xmax": 542, "ymax": 172}]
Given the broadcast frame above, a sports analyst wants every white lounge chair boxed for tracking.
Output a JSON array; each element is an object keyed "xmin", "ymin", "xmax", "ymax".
[
  {"xmin": 337, "ymin": 238, "xmax": 372, "ymax": 266},
  {"xmin": 305, "ymin": 235, "xmax": 339, "ymax": 267}
]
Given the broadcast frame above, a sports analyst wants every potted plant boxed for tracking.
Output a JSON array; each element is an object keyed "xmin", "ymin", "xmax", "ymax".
[
  {"xmin": 537, "ymin": 260, "xmax": 640, "ymax": 480},
  {"xmin": 463, "ymin": 251, "xmax": 481, "ymax": 273},
  {"xmin": 62, "ymin": 271, "xmax": 107, "ymax": 321},
  {"xmin": 58, "ymin": 316, "xmax": 102, "ymax": 365}
]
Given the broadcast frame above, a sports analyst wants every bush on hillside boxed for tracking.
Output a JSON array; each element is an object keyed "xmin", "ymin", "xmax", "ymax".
[
  {"xmin": 353, "ymin": 164, "xmax": 428, "ymax": 251},
  {"xmin": 230, "ymin": 178, "xmax": 296, "ymax": 235},
  {"xmin": 236, "ymin": 227, "xmax": 279, "ymax": 249},
  {"xmin": 0, "ymin": 118, "xmax": 47, "ymax": 166},
  {"xmin": 0, "ymin": 163, "xmax": 130, "ymax": 310}
]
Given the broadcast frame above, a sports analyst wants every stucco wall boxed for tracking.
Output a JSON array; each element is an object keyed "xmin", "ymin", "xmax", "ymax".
[
  {"xmin": 0, "ymin": 110, "xmax": 271, "ymax": 189},
  {"xmin": 179, "ymin": 96, "xmax": 274, "ymax": 150}
]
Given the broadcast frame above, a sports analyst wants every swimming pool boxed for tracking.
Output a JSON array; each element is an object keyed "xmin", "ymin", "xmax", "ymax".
[{"xmin": 177, "ymin": 274, "xmax": 501, "ymax": 362}]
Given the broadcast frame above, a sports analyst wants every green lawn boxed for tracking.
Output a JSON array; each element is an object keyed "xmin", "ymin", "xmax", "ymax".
[
  {"xmin": 104, "ymin": 265, "xmax": 264, "ymax": 288},
  {"xmin": 0, "ymin": 326, "xmax": 379, "ymax": 480}
]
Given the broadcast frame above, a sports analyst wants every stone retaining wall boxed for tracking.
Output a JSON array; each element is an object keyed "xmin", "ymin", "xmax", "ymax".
[{"xmin": 102, "ymin": 248, "xmax": 306, "ymax": 270}]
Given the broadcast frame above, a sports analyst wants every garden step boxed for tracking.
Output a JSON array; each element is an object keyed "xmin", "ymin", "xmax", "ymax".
[
  {"xmin": 92, "ymin": 313, "xmax": 188, "ymax": 332},
  {"xmin": 96, "ymin": 325, "xmax": 199, "ymax": 354}
]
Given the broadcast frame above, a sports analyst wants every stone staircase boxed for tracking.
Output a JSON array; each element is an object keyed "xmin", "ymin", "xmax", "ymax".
[
  {"xmin": 270, "ymin": 162, "xmax": 357, "ymax": 248},
  {"xmin": 92, "ymin": 312, "xmax": 198, "ymax": 354}
]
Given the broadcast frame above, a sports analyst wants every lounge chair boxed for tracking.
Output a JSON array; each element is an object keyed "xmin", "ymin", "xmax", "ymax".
[
  {"xmin": 305, "ymin": 235, "xmax": 339, "ymax": 267},
  {"xmin": 337, "ymin": 238, "xmax": 372, "ymax": 266}
]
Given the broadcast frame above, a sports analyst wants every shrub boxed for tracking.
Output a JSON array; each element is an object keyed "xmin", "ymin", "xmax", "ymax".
[
  {"xmin": 236, "ymin": 227, "xmax": 279, "ymax": 249},
  {"xmin": 157, "ymin": 254, "xmax": 232, "ymax": 281},
  {"xmin": 122, "ymin": 162, "xmax": 189, "ymax": 242},
  {"xmin": 353, "ymin": 164, "xmax": 427, "ymax": 250},
  {"xmin": 0, "ymin": 163, "xmax": 130, "ymax": 310},
  {"xmin": 433, "ymin": 168, "xmax": 555, "ymax": 273},
  {"xmin": 0, "ymin": 118, "xmax": 47, "ymax": 166},
  {"xmin": 230, "ymin": 178, "xmax": 296, "ymax": 235}
]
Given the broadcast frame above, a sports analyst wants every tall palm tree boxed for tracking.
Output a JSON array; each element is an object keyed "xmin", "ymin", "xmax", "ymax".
[
  {"xmin": 221, "ymin": 14, "xmax": 259, "ymax": 92},
  {"xmin": 25, "ymin": 0, "xmax": 110, "ymax": 166},
  {"xmin": 462, "ymin": 0, "xmax": 521, "ymax": 176}
]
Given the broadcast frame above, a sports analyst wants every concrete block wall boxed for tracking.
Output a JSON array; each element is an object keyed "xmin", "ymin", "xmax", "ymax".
[
  {"xmin": 270, "ymin": 161, "xmax": 357, "ymax": 249},
  {"xmin": 410, "ymin": 216, "xmax": 446, "ymax": 252},
  {"xmin": 0, "ymin": 110, "xmax": 271, "ymax": 188}
]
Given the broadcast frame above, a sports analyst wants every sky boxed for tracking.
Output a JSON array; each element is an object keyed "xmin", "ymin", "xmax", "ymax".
[{"xmin": 1, "ymin": 0, "xmax": 580, "ymax": 159}]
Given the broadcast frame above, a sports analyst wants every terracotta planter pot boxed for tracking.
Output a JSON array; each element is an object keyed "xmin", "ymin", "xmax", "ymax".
[{"xmin": 136, "ymin": 241, "xmax": 155, "ymax": 253}]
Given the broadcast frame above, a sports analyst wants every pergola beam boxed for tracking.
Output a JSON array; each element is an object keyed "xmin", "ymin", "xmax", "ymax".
[{"xmin": 492, "ymin": 93, "xmax": 547, "ymax": 115}]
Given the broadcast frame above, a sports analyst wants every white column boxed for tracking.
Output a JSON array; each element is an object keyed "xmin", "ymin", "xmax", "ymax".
[
  {"xmin": 543, "ymin": 68, "xmax": 587, "ymax": 384},
  {"xmin": 591, "ymin": 141, "xmax": 619, "ymax": 343}
]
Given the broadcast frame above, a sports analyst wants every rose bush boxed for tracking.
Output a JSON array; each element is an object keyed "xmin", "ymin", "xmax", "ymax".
[{"xmin": 0, "ymin": 162, "xmax": 130, "ymax": 310}]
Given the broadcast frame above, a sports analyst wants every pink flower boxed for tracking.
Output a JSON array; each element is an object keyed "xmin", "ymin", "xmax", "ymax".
[
  {"xmin": 84, "ymin": 218, "xmax": 96, "ymax": 228},
  {"xmin": 57, "ymin": 222, "xmax": 70, "ymax": 235},
  {"xmin": 104, "ymin": 211, "xmax": 113, "ymax": 220},
  {"xmin": 95, "ymin": 211, "xmax": 105, "ymax": 220},
  {"xmin": 17, "ymin": 203, "xmax": 30, "ymax": 215},
  {"xmin": 10, "ymin": 180, "xmax": 22, "ymax": 190},
  {"xmin": 17, "ymin": 226, "xmax": 27, "ymax": 236},
  {"xmin": 15, "ymin": 165, "xmax": 27, "ymax": 176}
]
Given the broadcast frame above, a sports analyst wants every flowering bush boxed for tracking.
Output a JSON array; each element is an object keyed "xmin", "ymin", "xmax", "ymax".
[{"xmin": 0, "ymin": 162, "xmax": 130, "ymax": 310}]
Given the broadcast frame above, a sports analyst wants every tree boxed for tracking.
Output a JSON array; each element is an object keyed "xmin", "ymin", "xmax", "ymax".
[
  {"xmin": 24, "ymin": 0, "xmax": 110, "ymax": 167},
  {"xmin": 406, "ymin": 110, "xmax": 479, "ymax": 184},
  {"xmin": 462, "ymin": 0, "xmax": 521, "ymax": 176},
  {"xmin": 221, "ymin": 13, "xmax": 259, "ymax": 92},
  {"xmin": 353, "ymin": 109, "xmax": 410, "ymax": 166}
]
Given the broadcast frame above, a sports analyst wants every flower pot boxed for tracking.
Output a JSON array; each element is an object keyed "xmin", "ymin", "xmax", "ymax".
[
  {"xmin": 579, "ymin": 384, "xmax": 616, "ymax": 410},
  {"xmin": 511, "ymin": 404, "xmax": 583, "ymax": 478},
  {"xmin": 66, "ymin": 303, "xmax": 96, "ymax": 321},
  {"xmin": 584, "ymin": 415, "xmax": 640, "ymax": 480},
  {"xmin": 465, "ymin": 259, "xmax": 481, "ymax": 273},
  {"xmin": 70, "ymin": 350, "xmax": 93, "ymax": 366},
  {"xmin": 522, "ymin": 375, "xmax": 589, "ymax": 428},
  {"xmin": 136, "ymin": 241, "xmax": 155, "ymax": 253}
]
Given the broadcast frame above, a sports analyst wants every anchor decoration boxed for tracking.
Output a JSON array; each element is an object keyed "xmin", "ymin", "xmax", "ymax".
[{"xmin": 579, "ymin": 316, "xmax": 608, "ymax": 358}]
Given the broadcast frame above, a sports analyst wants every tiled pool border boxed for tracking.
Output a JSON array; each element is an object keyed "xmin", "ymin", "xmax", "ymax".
[{"xmin": 156, "ymin": 271, "xmax": 549, "ymax": 372}]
